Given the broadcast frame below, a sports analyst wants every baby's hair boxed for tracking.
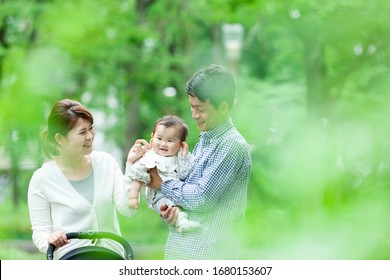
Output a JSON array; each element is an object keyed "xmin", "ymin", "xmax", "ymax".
[{"xmin": 152, "ymin": 115, "xmax": 189, "ymax": 141}]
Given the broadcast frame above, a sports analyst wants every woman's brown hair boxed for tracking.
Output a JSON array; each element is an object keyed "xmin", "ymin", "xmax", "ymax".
[{"xmin": 41, "ymin": 99, "xmax": 94, "ymax": 158}]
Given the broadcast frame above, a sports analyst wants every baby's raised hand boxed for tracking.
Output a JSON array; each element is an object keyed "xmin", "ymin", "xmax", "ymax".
[
  {"xmin": 179, "ymin": 142, "xmax": 189, "ymax": 157},
  {"xmin": 127, "ymin": 139, "xmax": 150, "ymax": 164}
]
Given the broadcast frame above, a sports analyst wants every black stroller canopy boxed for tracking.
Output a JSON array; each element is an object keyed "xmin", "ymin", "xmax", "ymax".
[{"xmin": 47, "ymin": 231, "xmax": 134, "ymax": 260}]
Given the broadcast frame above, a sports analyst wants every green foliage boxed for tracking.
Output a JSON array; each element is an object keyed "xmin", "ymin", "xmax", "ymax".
[
  {"xmin": 234, "ymin": 73, "xmax": 390, "ymax": 259},
  {"xmin": 1, "ymin": 0, "xmax": 390, "ymax": 260}
]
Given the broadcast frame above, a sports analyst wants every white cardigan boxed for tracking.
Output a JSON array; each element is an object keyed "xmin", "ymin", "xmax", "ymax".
[{"xmin": 28, "ymin": 151, "xmax": 136, "ymax": 259}]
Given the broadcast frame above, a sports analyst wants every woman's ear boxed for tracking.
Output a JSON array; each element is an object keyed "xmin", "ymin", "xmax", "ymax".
[{"xmin": 54, "ymin": 133, "xmax": 64, "ymax": 145}]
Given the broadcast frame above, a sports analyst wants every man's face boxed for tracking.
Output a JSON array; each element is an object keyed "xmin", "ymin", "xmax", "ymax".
[{"xmin": 189, "ymin": 95, "xmax": 225, "ymax": 132}]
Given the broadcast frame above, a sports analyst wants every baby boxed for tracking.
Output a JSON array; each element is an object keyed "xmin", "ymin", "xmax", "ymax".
[{"xmin": 127, "ymin": 115, "xmax": 200, "ymax": 233}]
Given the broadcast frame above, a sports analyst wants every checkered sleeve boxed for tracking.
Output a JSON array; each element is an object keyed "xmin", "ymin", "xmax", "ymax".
[{"xmin": 162, "ymin": 137, "xmax": 249, "ymax": 211}]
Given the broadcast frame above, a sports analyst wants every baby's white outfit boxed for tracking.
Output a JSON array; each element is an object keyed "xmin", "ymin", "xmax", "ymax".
[{"xmin": 128, "ymin": 149, "xmax": 200, "ymax": 233}]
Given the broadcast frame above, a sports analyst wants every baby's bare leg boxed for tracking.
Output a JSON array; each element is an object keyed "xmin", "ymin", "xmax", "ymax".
[{"xmin": 128, "ymin": 180, "xmax": 143, "ymax": 209}]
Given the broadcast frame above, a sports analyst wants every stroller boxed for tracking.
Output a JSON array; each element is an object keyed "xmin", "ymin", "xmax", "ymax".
[{"xmin": 46, "ymin": 231, "xmax": 134, "ymax": 260}]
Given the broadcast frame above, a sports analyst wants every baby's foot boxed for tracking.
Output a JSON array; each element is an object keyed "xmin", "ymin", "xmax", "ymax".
[
  {"xmin": 176, "ymin": 212, "xmax": 201, "ymax": 233},
  {"xmin": 128, "ymin": 199, "xmax": 139, "ymax": 210}
]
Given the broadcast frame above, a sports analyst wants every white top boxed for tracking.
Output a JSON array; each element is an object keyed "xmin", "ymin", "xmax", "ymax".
[
  {"xmin": 28, "ymin": 151, "xmax": 136, "ymax": 259},
  {"xmin": 126, "ymin": 149, "xmax": 194, "ymax": 209},
  {"xmin": 127, "ymin": 149, "xmax": 194, "ymax": 183}
]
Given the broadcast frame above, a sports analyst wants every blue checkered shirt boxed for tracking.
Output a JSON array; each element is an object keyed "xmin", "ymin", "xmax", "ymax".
[{"xmin": 161, "ymin": 118, "xmax": 252, "ymax": 259}]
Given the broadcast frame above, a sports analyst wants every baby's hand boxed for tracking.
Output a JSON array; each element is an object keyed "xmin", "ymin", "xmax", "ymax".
[
  {"xmin": 179, "ymin": 142, "xmax": 189, "ymax": 157},
  {"xmin": 127, "ymin": 139, "xmax": 150, "ymax": 164}
]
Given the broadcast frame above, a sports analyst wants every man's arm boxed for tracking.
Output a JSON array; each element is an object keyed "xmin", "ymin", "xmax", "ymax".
[
  {"xmin": 149, "ymin": 167, "xmax": 162, "ymax": 189},
  {"xmin": 149, "ymin": 168, "xmax": 179, "ymax": 223},
  {"xmin": 162, "ymin": 140, "xmax": 250, "ymax": 211}
]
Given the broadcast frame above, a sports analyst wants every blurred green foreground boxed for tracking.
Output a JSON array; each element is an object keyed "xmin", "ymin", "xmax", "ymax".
[{"xmin": 1, "ymin": 0, "xmax": 390, "ymax": 260}]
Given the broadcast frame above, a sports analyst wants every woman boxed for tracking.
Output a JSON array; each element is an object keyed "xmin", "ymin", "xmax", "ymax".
[{"xmin": 28, "ymin": 99, "xmax": 138, "ymax": 259}]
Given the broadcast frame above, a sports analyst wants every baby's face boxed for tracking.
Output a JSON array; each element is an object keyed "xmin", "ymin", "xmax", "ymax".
[{"xmin": 151, "ymin": 124, "xmax": 182, "ymax": 157}]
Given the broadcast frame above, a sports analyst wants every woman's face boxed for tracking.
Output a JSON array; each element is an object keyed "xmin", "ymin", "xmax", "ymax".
[
  {"xmin": 58, "ymin": 118, "xmax": 95, "ymax": 157},
  {"xmin": 151, "ymin": 124, "xmax": 182, "ymax": 157}
]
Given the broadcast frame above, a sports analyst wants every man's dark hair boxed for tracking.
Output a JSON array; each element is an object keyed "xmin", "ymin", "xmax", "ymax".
[{"xmin": 184, "ymin": 64, "xmax": 235, "ymax": 109}]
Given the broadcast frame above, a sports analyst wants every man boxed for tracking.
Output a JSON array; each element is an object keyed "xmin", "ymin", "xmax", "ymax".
[{"xmin": 149, "ymin": 64, "xmax": 252, "ymax": 259}]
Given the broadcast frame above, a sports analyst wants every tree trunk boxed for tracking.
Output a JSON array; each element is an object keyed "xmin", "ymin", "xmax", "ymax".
[
  {"xmin": 304, "ymin": 38, "xmax": 329, "ymax": 120},
  {"xmin": 122, "ymin": 86, "xmax": 140, "ymax": 168},
  {"xmin": 10, "ymin": 142, "xmax": 21, "ymax": 206}
]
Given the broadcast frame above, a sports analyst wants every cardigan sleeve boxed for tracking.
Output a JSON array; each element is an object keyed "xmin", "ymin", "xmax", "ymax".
[
  {"xmin": 113, "ymin": 158, "xmax": 138, "ymax": 217},
  {"xmin": 28, "ymin": 171, "xmax": 52, "ymax": 254}
]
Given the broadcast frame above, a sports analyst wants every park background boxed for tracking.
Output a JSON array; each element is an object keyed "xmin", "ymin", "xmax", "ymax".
[{"xmin": 1, "ymin": 0, "xmax": 390, "ymax": 260}]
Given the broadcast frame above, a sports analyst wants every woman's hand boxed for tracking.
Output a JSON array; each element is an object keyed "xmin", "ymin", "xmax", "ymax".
[
  {"xmin": 48, "ymin": 231, "xmax": 69, "ymax": 248},
  {"xmin": 127, "ymin": 139, "xmax": 150, "ymax": 164}
]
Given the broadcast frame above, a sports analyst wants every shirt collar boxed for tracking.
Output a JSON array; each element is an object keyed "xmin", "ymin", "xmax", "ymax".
[{"xmin": 199, "ymin": 118, "xmax": 233, "ymax": 141}]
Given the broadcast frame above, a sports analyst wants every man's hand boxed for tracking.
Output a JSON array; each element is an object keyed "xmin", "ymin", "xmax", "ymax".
[
  {"xmin": 148, "ymin": 167, "xmax": 162, "ymax": 189},
  {"xmin": 127, "ymin": 139, "xmax": 150, "ymax": 164},
  {"xmin": 160, "ymin": 203, "xmax": 178, "ymax": 226}
]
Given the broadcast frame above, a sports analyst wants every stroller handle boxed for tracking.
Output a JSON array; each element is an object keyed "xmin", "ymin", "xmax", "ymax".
[{"xmin": 47, "ymin": 231, "xmax": 134, "ymax": 260}]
